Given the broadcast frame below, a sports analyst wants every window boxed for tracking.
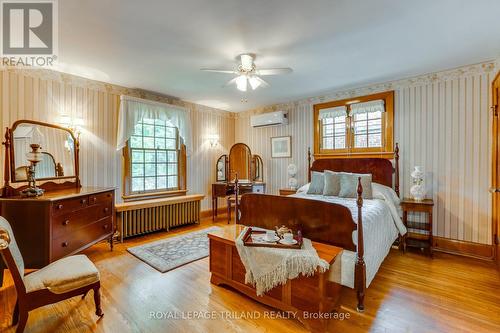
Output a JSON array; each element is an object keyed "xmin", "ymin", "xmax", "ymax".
[
  {"xmin": 123, "ymin": 118, "xmax": 180, "ymax": 198},
  {"xmin": 314, "ymin": 91, "xmax": 394, "ymax": 157}
]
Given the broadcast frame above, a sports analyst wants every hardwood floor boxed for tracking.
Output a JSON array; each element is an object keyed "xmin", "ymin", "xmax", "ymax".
[{"xmin": 1, "ymin": 216, "xmax": 499, "ymax": 333}]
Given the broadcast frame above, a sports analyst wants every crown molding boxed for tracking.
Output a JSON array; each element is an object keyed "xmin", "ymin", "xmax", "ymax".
[
  {"xmin": 239, "ymin": 60, "xmax": 498, "ymax": 117},
  {"xmin": 0, "ymin": 67, "xmax": 233, "ymax": 118}
]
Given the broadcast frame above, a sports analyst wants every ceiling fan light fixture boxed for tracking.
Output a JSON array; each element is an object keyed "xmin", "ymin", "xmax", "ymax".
[
  {"xmin": 240, "ymin": 54, "xmax": 254, "ymax": 71},
  {"xmin": 236, "ymin": 75, "xmax": 247, "ymax": 92},
  {"xmin": 248, "ymin": 76, "xmax": 261, "ymax": 90}
]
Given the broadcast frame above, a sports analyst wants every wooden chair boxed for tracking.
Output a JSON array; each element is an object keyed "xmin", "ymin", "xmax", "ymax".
[
  {"xmin": 226, "ymin": 175, "xmax": 240, "ymax": 224},
  {"xmin": 0, "ymin": 217, "xmax": 103, "ymax": 333}
]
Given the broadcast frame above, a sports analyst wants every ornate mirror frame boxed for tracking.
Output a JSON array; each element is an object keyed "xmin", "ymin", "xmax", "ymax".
[
  {"xmin": 215, "ymin": 154, "xmax": 228, "ymax": 182},
  {"xmin": 2, "ymin": 120, "xmax": 80, "ymax": 197}
]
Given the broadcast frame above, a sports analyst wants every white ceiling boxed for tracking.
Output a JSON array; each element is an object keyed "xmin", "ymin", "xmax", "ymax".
[{"xmin": 58, "ymin": 0, "xmax": 500, "ymax": 112}]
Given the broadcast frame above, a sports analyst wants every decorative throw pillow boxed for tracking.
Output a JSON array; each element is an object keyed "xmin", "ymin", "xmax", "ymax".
[
  {"xmin": 306, "ymin": 171, "xmax": 324, "ymax": 195},
  {"xmin": 323, "ymin": 170, "xmax": 340, "ymax": 196},
  {"xmin": 338, "ymin": 173, "xmax": 373, "ymax": 199}
]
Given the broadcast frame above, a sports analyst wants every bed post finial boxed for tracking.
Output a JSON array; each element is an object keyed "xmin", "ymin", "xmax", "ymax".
[
  {"xmin": 395, "ymin": 143, "xmax": 400, "ymax": 197},
  {"xmin": 2, "ymin": 127, "xmax": 11, "ymax": 196},
  {"xmin": 307, "ymin": 147, "xmax": 312, "ymax": 183},
  {"xmin": 355, "ymin": 177, "xmax": 366, "ymax": 312}
]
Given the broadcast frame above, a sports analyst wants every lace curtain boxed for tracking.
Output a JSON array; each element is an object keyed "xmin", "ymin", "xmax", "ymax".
[
  {"xmin": 116, "ymin": 95, "xmax": 192, "ymax": 152},
  {"xmin": 318, "ymin": 105, "xmax": 347, "ymax": 120},
  {"xmin": 350, "ymin": 99, "xmax": 385, "ymax": 115}
]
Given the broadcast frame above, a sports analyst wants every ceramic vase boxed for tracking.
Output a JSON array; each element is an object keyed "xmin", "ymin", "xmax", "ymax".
[
  {"xmin": 287, "ymin": 164, "xmax": 298, "ymax": 190},
  {"xmin": 410, "ymin": 166, "xmax": 425, "ymax": 201}
]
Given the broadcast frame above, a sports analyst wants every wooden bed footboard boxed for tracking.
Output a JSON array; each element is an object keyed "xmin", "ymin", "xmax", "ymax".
[
  {"xmin": 239, "ymin": 194, "xmax": 356, "ymax": 251},
  {"xmin": 238, "ymin": 178, "xmax": 366, "ymax": 311}
]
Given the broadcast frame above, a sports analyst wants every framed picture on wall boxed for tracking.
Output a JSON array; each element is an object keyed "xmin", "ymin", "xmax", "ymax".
[{"xmin": 271, "ymin": 136, "xmax": 292, "ymax": 158}]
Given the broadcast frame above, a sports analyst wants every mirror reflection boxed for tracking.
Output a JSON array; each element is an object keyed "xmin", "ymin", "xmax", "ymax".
[
  {"xmin": 252, "ymin": 155, "xmax": 263, "ymax": 182},
  {"xmin": 216, "ymin": 155, "xmax": 227, "ymax": 182},
  {"xmin": 12, "ymin": 123, "xmax": 76, "ymax": 182}
]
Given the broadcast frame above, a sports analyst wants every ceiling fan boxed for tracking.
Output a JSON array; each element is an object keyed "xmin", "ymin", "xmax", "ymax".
[{"xmin": 201, "ymin": 53, "xmax": 292, "ymax": 92}]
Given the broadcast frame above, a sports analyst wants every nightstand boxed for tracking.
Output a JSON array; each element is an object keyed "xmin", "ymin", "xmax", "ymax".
[
  {"xmin": 279, "ymin": 188, "xmax": 297, "ymax": 196},
  {"xmin": 401, "ymin": 198, "xmax": 434, "ymax": 257}
]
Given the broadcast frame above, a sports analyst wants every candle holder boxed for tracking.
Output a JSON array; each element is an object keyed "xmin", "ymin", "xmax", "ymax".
[{"xmin": 20, "ymin": 144, "xmax": 45, "ymax": 197}]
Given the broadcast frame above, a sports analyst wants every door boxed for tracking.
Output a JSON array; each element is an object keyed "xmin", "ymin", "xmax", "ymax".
[{"xmin": 492, "ymin": 72, "xmax": 500, "ymax": 266}]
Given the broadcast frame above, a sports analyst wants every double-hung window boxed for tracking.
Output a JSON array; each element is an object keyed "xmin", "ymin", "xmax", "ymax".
[
  {"xmin": 314, "ymin": 91, "xmax": 394, "ymax": 157},
  {"xmin": 123, "ymin": 118, "xmax": 180, "ymax": 198}
]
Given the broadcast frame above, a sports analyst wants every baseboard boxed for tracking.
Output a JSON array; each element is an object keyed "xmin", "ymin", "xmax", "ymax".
[
  {"xmin": 433, "ymin": 237, "xmax": 494, "ymax": 260},
  {"xmin": 496, "ymin": 245, "xmax": 500, "ymax": 267},
  {"xmin": 200, "ymin": 207, "xmax": 227, "ymax": 219}
]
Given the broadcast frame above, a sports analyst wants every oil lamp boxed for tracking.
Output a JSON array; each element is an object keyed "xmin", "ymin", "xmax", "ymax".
[{"xmin": 20, "ymin": 144, "xmax": 45, "ymax": 197}]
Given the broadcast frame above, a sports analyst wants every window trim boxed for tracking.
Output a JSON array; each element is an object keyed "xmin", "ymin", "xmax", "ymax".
[
  {"xmin": 313, "ymin": 91, "xmax": 394, "ymax": 159},
  {"xmin": 122, "ymin": 122, "xmax": 187, "ymax": 201}
]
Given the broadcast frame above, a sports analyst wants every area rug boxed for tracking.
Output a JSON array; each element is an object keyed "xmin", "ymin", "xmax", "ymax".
[{"xmin": 127, "ymin": 226, "xmax": 222, "ymax": 273}]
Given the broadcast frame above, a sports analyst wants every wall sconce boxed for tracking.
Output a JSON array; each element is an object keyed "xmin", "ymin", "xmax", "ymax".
[
  {"xmin": 207, "ymin": 133, "xmax": 219, "ymax": 148},
  {"xmin": 59, "ymin": 115, "xmax": 84, "ymax": 138}
]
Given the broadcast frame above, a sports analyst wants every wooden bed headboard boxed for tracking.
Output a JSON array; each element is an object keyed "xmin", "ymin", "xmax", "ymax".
[{"xmin": 308, "ymin": 144, "xmax": 400, "ymax": 195}]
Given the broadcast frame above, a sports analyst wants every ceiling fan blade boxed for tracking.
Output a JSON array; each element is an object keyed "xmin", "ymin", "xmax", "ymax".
[
  {"xmin": 255, "ymin": 68, "xmax": 293, "ymax": 76},
  {"xmin": 201, "ymin": 68, "xmax": 237, "ymax": 74},
  {"xmin": 223, "ymin": 77, "xmax": 239, "ymax": 87},
  {"xmin": 255, "ymin": 76, "xmax": 270, "ymax": 87}
]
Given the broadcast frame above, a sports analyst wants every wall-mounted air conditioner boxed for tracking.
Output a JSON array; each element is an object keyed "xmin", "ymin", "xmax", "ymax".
[{"xmin": 250, "ymin": 110, "xmax": 288, "ymax": 128}]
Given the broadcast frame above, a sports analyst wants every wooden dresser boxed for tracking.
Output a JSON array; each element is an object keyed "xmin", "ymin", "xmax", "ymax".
[{"xmin": 0, "ymin": 187, "xmax": 115, "ymax": 270}]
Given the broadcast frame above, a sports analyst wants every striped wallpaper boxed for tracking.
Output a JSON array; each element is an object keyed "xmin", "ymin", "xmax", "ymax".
[
  {"xmin": 1, "ymin": 60, "xmax": 497, "ymax": 245},
  {"xmin": 0, "ymin": 68, "xmax": 235, "ymax": 211},
  {"xmin": 235, "ymin": 61, "xmax": 498, "ymax": 245}
]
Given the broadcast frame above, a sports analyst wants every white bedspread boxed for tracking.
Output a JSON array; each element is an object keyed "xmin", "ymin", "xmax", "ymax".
[{"xmin": 290, "ymin": 192, "xmax": 406, "ymax": 288}]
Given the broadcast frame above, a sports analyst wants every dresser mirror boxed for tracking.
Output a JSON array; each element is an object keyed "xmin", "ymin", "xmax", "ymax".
[
  {"xmin": 252, "ymin": 155, "xmax": 263, "ymax": 182},
  {"xmin": 216, "ymin": 154, "xmax": 228, "ymax": 182},
  {"xmin": 212, "ymin": 143, "xmax": 265, "ymax": 220},
  {"xmin": 228, "ymin": 143, "xmax": 252, "ymax": 182},
  {"xmin": 10, "ymin": 120, "xmax": 77, "ymax": 182}
]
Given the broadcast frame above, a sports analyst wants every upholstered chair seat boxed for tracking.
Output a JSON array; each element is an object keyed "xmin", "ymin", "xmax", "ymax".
[
  {"xmin": 24, "ymin": 255, "xmax": 100, "ymax": 294},
  {"xmin": 0, "ymin": 217, "xmax": 103, "ymax": 333}
]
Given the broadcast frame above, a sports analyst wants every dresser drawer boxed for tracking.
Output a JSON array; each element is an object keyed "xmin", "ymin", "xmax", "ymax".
[
  {"xmin": 52, "ymin": 196, "xmax": 88, "ymax": 216},
  {"xmin": 88, "ymin": 191, "xmax": 114, "ymax": 206},
  {"xmin": 252, "ymin": 184, "xmax": 265, "ymax": 193},
  {"xmin": 52, "ymin": 208, "xmax": 98, "ymax": 238},
  {"xmin": 96, "ymin": 202, "xmax": 113, "ymax": 220},
  {"xmin": 51, "ymin": 217, "xmax": 113, "ymax": 260}
]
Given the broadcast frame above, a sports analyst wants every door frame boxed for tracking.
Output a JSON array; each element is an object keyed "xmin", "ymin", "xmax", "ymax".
[{"xmin": 492, "ymin": 71, "xmax": 500, "ymax": 266}]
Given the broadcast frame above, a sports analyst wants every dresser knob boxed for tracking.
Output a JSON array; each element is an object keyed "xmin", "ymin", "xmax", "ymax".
[
  {"xmin": 103, "ymin": 224, "xmax": 109, "ymax": 230},
  {"xmin": 57, "ymin": 204, "xmax": 63, "ymax": 210},
  {"xmin": 81, "ymin": 199, "xmax": 86, "ymax": 204},
  {"xmin": 92, "ymin": 197, "xmax": 97, "ymax": 203},
  {"xmin": 107, "ymin": 193, "xmax": 112, "ymax": 198},
  {"xmin": 63, "ymin": 220, "xmax": 70, "ymax": 226},
  {"xmin": 62, "ymin": 242, "xmax": 68, "ymax": 247},
  {"xmin": 104, "ymin": 207, "xmax": 109, "ymax": 213}
]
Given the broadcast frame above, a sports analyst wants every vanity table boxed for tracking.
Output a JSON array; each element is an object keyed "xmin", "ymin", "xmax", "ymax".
[
  {"xmin": 212, "ymin": 143, "xmax": 265, "ymax": 220},
  {"xmin": 0, "ymin": 120, "xmax": 115, "ymax": 285}
]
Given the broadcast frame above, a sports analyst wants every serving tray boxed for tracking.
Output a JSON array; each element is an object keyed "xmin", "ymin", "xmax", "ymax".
[{"xmin": 242, "ymin": 227, "xmax": 303, "ymax": 249}]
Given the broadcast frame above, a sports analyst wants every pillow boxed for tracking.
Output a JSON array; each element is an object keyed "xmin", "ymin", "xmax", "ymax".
[
  {"xmin": 296, "ymin": 183, "xmax": 310, "ymax": 193},
  {"xmin": 306, "ymin": 171, "xmax": 324, "ymax": 194},
  {"xmin": 372, "ymin": 182, "xmax": 400, "ymax": 206},
  {"xmin": 338, "ymin": 173, "xmax": 373, "ymax": 199},
  {"xmin": 323, "ymin": 170, "xmax": 341, "ymax": 196}
]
